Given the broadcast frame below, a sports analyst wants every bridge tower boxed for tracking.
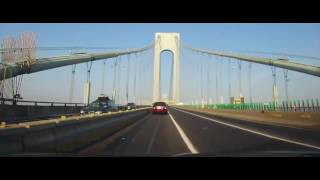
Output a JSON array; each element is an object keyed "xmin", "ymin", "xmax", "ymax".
[{"xmin": 153, "ymin": 32, "xmax": 180, "ymax": 105}]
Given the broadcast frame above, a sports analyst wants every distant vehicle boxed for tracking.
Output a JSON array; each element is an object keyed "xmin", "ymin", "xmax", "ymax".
[
  {"xmin": 278, "ymin": 58, "xmax": 289, "ymax": 61},
  {"xmin": 80, "ymin": 95, "xmax": 117, "ymax": 115},
  {"xmin": 127, "ymin": 103, "xmax": 136, "ymax": 110},
  {"xmin": 118, "ymin": 105, "xmax": 127, "ymax": 111},
  {"xmin": 72, "ymin": 52, "xmax": 87, "ymax": 55},
  {"xmin": 151, "ymin": 102, "xmax": 168, "ymax": 114}
]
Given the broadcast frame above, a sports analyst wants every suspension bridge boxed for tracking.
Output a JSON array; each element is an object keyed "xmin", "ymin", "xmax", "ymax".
[{"xmin": 1, "ymin": 32, "xmax": 320, "ymax": 156}]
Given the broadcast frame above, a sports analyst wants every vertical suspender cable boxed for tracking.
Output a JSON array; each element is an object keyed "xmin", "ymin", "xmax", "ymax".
[
  {"xmin": 271, "ymin": 66, "xmax": 278, "ymax": 106},
  {"xmin": 228, "ymin": 58, "xmax": 232, "ymax": 103},
  {"xmin": 215, "ymin": 56, "xmax": 218, "ymax": 104},
  {"xmin": 69, "ymin": 64, "xmax": 76, "ymax": 103},
  {"xmin": 133, "ymin": 53, "xmax": 137, "ymax": 103},
  {"xmin": 126, "ymin": 54, "xmax": 130, "ymax": 104},
  {"xmin": 220, "ymin": 57, "xmax": 223, "ymax": 103},
  {"xmin": 117, "ymin": 56, "xmax": 121, "ymax": 104},
  {"xmin": 238, "ymin": 59, "xmax": 242, "ymax": 97},
  {"xmin": 284, "ymin": 69, "xmax": 289, "ymax": 102},
  {"xmin": 248, "ymin": 62, "xmax": 252, "ymax": 103},
  {"xmin": 101, "ymin": 60, "xmax": 106, "ymax": 95},
  {"xmin": 206, "ymin": 54, "xmax": 210, "ymax": 104},
  {"xmin": 112, "ymin": 57, "xmax": 118, "ymax": 102},
  {"xmin": 200, "ymin": 53, "xmax": 203, "ymax": 105}
]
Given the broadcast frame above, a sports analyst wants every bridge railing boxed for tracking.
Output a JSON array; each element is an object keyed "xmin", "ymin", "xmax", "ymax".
[
  {"xmin": 185, "ymin": 99, "xmax": 320, "ymax": 113},
  {"xmin": 0, "ymin": 98, "xmax": 84, "ymax": 107}
]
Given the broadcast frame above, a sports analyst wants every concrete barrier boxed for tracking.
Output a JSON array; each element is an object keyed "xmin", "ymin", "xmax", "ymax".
[
  {"xmin": 0, "ymin": 104, "xmax": 82, "ymax": 123},
  {"xmin": 0, "ymin": 108, "xmax": 150, "ymax": 155}
]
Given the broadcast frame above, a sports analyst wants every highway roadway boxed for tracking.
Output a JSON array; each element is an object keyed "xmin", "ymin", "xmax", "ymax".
[{"xmin": 98, "ymin": 107, "xmax": 320, "ymax": 156}]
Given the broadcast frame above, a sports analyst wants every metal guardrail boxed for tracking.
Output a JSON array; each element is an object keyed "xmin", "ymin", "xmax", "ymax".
[
  {"xmin": 0, "ymin": 102, "xmax": 150, "ymax": 124},
  {"xmin": 0, "ymin": 98, "xmax": 84, "ymax": 107},
  {"xmin": 185, "ymin": 99, "xmax": 320, "ymax": 113}
]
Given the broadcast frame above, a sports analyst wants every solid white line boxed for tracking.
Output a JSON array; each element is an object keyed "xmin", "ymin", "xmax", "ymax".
[
  {"xmin": 168, "ymin": 112, "xmax": 199, "ymax": 154},
  {"xmin": 146, "ymin": 117, "xmax": 161, "ymax": 154},
  {"xmin": 172, "ymin": 107, "xmax": 320, "ymax": 151}
]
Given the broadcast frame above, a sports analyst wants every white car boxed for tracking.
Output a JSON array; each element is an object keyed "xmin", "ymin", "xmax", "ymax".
[{"xmin": 95, "ymin": 111, "xmax": 103, "ymax": 115}]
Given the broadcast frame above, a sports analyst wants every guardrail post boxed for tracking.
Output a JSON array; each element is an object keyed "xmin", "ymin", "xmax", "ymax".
[
  {"xmin": 289, "ymin": 100, "xmax": 292, "ymax": 112},
  {"xmin": 270, "ymin": 102, "xmax": 272, "ymax": 111},
  {"xmin": 311, "ymin": 99, "xmax": 315, "ymax": 112}
]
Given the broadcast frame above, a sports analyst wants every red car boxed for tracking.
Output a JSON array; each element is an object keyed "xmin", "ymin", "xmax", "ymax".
[{"xmin": 151, "ymin": 102, "xmax": 168, "ymax": 114}]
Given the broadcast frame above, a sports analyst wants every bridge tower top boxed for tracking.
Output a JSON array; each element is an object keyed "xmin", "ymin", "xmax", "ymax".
[{"xmin": 155, "ymin": 32, "xmax": 180, "ymax": 52}]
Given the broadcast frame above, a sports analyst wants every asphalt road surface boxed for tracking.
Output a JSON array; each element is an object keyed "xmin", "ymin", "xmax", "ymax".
[{"xmin": 100, "ymin": 107, "xmax": 320, "ymax": 156}]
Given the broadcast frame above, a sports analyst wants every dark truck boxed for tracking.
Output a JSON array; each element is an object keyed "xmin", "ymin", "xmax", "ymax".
[
  {"xmin": 126, "ymin": 103, "xmax": 137, "ymax": 110},
  {"xmin": 117, "ymin": 103, "xmax": 137, "ymax": 111},
  {"xmin": 80, "ymin": 96, "xmax": 117, "ymax": 115}
]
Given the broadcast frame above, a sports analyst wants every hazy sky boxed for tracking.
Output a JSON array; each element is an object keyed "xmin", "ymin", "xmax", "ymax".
[{"xmin": 0, "ymin": 23, "xmax": 319, "ymax": 104}]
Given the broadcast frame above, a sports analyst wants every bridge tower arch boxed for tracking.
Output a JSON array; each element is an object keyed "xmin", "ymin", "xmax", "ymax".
[{"xmin": 153, "ymin": 33, "xmax": 180, "ymax": 105}]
